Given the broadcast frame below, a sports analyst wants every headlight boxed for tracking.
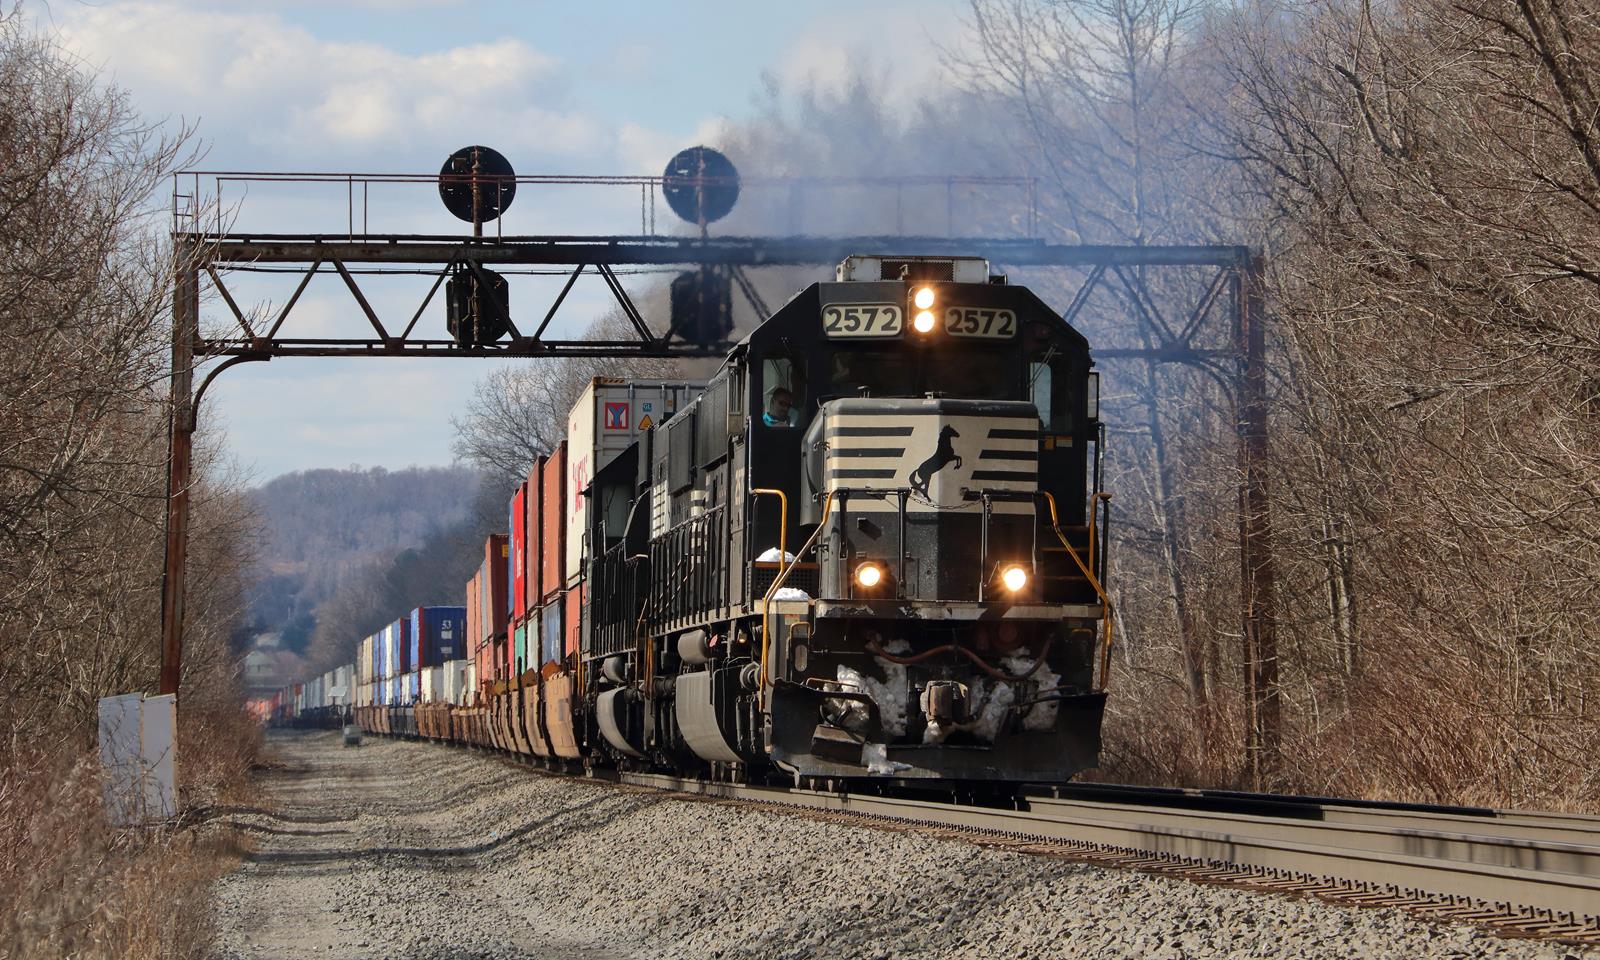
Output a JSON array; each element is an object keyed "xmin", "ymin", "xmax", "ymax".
[
  {"xmin": 913, "ymin": 310, "xmax": 936, "ymax": 333},
  {"xmin": 1000, "ymin": 565, "xmax": 1028, "ymax": 593},
  {"xmin": 855, "ymin": 562, "xmax": 884, "ymax": 588},
  {"xmin": 913, "ymin": 286, "xmax": 935, "ymax": 310}
]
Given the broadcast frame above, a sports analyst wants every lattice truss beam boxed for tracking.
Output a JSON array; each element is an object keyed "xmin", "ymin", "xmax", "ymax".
[{"xmin": 187, "ymin": 234, "xmax": 1253, "ymax": 363}]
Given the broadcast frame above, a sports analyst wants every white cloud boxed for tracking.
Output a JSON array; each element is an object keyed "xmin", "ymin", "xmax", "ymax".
[{"xmin": 51, "ymin": 5, "xmax": 591, "ymax": 161}]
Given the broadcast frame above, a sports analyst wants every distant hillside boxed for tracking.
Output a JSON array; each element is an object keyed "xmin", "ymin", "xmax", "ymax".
[{"xmin": 243, "ymin": 465, "xmax": 481, "ymax": 653}]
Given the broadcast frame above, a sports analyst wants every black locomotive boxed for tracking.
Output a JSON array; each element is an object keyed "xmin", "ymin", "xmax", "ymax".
[{"xmin": 582, "ymin": 254, "xmax": 1110, "ymax": 785}]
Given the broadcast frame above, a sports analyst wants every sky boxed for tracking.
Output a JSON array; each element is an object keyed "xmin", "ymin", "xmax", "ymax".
[{"xmin": 26, "ymin": 0, "xmax": 971, "ymax": 481}]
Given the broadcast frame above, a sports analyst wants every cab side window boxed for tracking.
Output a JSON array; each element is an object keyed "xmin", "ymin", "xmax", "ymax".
[
  {"xmin": 1030, "ymin": 357, "xmax": 1074, "ymax": 432},
  {"xmin": 762, "ymin": 357, "xmax": 804, "ymax": 428},
  {"xmin": 1030, "ymin": 361, "xmax": 1054, "ymax": 430}
]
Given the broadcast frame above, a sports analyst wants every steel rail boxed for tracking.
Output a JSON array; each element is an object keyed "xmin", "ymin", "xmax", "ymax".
[
  {"xmin": 1030, "ymin": 784, "xmax": 1600, "ymax": 849},
  {"xmin": 614, "ymin": 772, "xmax": 1600, "ymax": 932}
]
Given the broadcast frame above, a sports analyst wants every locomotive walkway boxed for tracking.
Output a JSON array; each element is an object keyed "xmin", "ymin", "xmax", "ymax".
[{"xmin": 208, "ymin": 731, "xmax": 1593, "ymax": 959}]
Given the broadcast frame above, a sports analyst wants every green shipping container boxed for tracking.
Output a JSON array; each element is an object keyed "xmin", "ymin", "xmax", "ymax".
[{"xmin": 513, "ymin": 623, "xmax": 527, "ymax": 676}]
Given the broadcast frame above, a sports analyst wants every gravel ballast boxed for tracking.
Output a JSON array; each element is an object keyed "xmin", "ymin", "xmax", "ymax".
[{"xmin": 210, "ymin": 730, "xmax": 1596, "ymax": 959}]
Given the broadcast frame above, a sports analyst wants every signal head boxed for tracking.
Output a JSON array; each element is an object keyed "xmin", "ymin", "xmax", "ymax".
[{"xmin": 438, "ymin": 145, "xmax": 516, "ymax": 223}]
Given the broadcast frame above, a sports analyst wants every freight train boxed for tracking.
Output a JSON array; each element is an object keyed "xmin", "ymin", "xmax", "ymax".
[{"xmin": 270, "ymin": 254, "xmax": 1113, "ymax": 787}]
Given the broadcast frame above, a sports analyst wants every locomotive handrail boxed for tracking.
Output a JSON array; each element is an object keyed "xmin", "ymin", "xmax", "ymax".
[
  {"xmin": 1090, "ymin": 491, "xmax": 1112, "ymax": 581},
  {"xmin": 750, "ymin": 488, "xmax": 789, "ymax": 575},
  {"xmin": 760, "ymin": 491, "xmax": 835, "ymax": 700},
  {"xmin": 1040, "ymin": 491, "xmax": 1116, "ymax": 692}
]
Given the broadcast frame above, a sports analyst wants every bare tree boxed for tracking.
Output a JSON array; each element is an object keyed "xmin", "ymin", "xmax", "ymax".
[
  {"xmin": 0, "ymin": 13, "xmax": 252, "ymax": 752},
  {"xmin": 1199, "ymin": 0, "xmax": 1600, "ymax": 804}
]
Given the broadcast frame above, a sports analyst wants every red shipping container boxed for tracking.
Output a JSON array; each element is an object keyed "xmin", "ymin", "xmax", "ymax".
[
  {"xmin": 486, "ymin": 534, "xmax": 508, "ymax": 644},
  {"xmin": 465, "ymin": 569, "xmax": 479, "ymax": 679},
  {"xmin": 525, "ymin": 457, "xmax": 542, "ymax": 613},
  {"xmin": 564, "ymin": 585, "xmax": 582, "ymax": 658},
  {"xmin": 541, "ymin": 443, "xmax": 566, "ymax": 605},
  {"xmin": 510, "ymin": 483, "xmax": 527, "ymax": 621},
  {"xmin": 506, "ymin": 618, "xmax": 516, "ymax": 680}
]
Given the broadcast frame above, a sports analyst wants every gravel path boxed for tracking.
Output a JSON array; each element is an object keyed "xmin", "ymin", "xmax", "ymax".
[{"xmin": 210, "ymin": 730, "xmax": 1595, "ymax": 959}]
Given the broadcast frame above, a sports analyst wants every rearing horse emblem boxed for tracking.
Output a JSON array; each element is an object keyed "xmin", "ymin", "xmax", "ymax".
[{"xmin": 908, "ymin": 425, "xmax": 962, "ymax": 499}]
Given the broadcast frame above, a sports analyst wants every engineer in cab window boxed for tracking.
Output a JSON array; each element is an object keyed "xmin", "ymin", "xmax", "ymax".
[{"xmin": 764, "ymin": 387, "xmax": 795, "ymax": 427}]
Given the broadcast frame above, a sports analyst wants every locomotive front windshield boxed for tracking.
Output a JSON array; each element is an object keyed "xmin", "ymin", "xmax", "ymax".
[{"xmin": 761, "ymin": 343, "xmax": 1067, "ymax": 424}]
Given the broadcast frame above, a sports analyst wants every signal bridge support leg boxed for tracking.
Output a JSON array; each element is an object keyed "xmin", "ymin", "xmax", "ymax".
[
  {"xmin": 160, "ymin": 260, "xmax": 198, "ymax": 699},
  {"xmin": 1236, "ymin": 254, "xmax": 1279, "ymax": 787}
]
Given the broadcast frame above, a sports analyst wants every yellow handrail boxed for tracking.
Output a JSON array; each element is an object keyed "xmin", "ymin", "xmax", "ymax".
[
  {"xmin": 760, "ymin": 492, "xmax": 834, "ymax": 700},
  {"xmin": 751, "ymin": 488, "xmax": 789, "ymax": 576},
  {"xmin": 1042, "ymin": 491, "xmax": 1116, "ymax": 692}
]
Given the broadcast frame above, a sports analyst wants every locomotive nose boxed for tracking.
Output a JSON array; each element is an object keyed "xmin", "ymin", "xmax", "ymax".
[{"xmin": 801, "ymin": 396, "xmax": 1040, "ymax": 602}]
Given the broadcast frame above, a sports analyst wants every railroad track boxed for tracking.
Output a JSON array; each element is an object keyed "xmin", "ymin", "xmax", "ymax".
[{"xmin": 613, "ymin": 770, "xmax": 1600, "ymax": 945}]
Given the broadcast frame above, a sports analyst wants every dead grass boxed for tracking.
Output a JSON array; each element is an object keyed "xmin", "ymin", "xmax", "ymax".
[
  {"xmin": 1096, "ymin": 645, "xmax": 1600, "ymax": 813},
  {"xmin": 0, "ymin": 706, "xmax": 260, "ymax": 960}
]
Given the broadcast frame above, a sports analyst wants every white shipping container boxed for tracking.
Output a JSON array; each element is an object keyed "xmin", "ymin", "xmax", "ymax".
[
  {"xmin": 419, "ymin": 666, "xmax": 446, "ymax": 703},
  {"xmin": 328, "ymin": 664, "xmax": 352, "ymax": 706},
  {"xmin": 441, "ymin": 660, "xmax": 469, "ymax": 705},
  {"xmin": 463, "ymin": 661, "xmax": 478, "ymax": 704},
  {"xmin": 565, "ymin": 378, "xmax": 705, "ymax": 586}
]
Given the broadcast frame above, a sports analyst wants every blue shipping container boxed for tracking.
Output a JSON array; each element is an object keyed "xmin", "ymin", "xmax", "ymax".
[
  {"xmin": 541, "ymin": 601, "xmax": 562, "ymax": 666},
  {"xmin": 378, "ymin": 618, "xmax": 412, "ymax": 678},
  {"xmin": 396, "ymin": 617, "xmax": 413, "ymax": 675},
  {"xmin": 410, "ymin": 606, "xmax": 467, "ymax": 669}
]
